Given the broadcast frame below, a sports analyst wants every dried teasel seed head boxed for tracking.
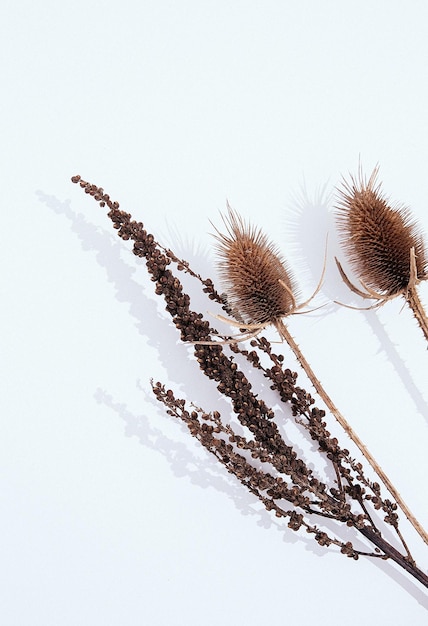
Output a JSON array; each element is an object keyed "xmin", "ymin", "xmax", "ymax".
[
  {"xmin": 335, "ymin": 166, "xmax": 428, "ymax": 296},
  {"xmin": 213, "ymin": 206, "xmax": 298, "ymax": 324}
]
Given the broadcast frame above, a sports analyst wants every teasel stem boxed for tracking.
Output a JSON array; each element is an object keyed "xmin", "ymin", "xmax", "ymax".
[
  {"xmin": 406, "ymin": 249, "xmax": 428, "ymax": 341},
  {"xmin": 406, "ymin": 287, "xmax": 428, "ymax": 341},
  {"xmin": 274, "ymin": 317, "xmax": 428, "ymax": 546}
]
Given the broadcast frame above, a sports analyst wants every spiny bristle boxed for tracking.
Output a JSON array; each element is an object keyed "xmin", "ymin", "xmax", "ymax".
[
  {"xmin": 213, "ymin": 207, "xmax": 297, "ymax": 324},
  {"xmin": 335, "ymin": 166, "xmax": 428, "ymax": 295}
]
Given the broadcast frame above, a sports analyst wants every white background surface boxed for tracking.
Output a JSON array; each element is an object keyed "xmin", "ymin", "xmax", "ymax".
[{"xmin": 1, "ymin": 1, "xmax": 428, "ymax": 624}]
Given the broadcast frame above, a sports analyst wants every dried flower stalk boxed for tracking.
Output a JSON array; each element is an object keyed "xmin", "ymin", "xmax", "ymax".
[
  {"xmin": 71, "ymin": 175, "xmax": 428, "ymax": 589},
  {"xmin": 335, "ymin": 165, "xmax": 428, "ymax": 341}
]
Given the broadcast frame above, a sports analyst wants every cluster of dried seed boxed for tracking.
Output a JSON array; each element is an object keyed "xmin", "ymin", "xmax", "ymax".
[{"xmin": 151, "ymin": 382, "xmax": 365, "ymax": 556}]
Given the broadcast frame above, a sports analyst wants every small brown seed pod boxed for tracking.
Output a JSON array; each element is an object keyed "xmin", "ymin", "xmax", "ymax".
[{"xmin": 335, "ymin": 166, "xmax": 428, "ymax": 341}]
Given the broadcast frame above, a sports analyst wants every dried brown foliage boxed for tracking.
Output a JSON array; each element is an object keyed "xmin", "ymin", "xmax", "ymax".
[{"xmin": 71, "ymin": 174, "xmax": 428, "ymax": 589}]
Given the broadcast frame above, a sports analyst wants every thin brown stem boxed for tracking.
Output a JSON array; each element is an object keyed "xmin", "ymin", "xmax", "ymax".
[
  {"xmin": 406, "ymin": 285, "xmax": 428, "ymax": 343},
  {"xmin": 275, "ymin": 318, "xmax": 428, "ymax": 547},
  {"xmin": 358, "ymin": 526, "xmax": 428, "ymax": 588}
]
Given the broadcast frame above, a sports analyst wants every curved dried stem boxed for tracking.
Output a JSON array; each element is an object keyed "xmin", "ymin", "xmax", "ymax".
[
  {"xmin": 278, "ymin": 278, "xmax": 297, "ymax": 309},
  {"xmin": 334, "ymin": 258, "xmax": 393, "ymax": 309},
  {"xmin": 336, "ymin": 249, "xmax": 428, "ymax": 342},
  {"xmin": 293, "ymin": 234, "xmax": 328, "ymax": 311},
  {"xmin": 192, "ymin": 313, "xmax": 267, "ymax": 345},
  {"xmin": 406, "ymin": 248, "xmax": 428, "ymax": 342}
]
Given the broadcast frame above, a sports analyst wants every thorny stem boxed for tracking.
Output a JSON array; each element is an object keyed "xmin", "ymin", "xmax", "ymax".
[
  {"xmin": 406, "ymin": 285, "xmax": 428, "ymax": 343},
  {"xmin": 275, "ymin": 318, "xmax": 428, "ymax": 547}
]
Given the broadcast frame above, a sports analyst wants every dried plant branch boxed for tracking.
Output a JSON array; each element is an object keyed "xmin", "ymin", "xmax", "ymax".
[
  {"xmin": 152, "ymin": 383, "xmax": 428, "ymax": 585},
  {"xmin": 194, "ymin": 206, "xmax": 428, "ymax": 546},
  {"xmin": 335, "ymin": 165, "xmax": 428, "ymax": 341},
  {"xmin": 70, "ymin": 175, "xmax": 428, "ymax": 589}
]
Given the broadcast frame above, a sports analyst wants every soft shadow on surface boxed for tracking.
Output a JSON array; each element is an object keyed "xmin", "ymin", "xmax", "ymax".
[
  {"xmin": 93, "ymin": 388, "xmax": 316, "ymax": 548},
  {"xmin": 93, "ymin": 386, "xmax": 428, "ymax": 608},
  {"xmin": 285, "ymin": 182, "xmax": 428, "ymax": 422},
  {"xmin": 38, "ymin": 190, "xmax": 428, "ymax": 603},
  {"xmin": 38, "ymin": 189, "xmax": 333, "ymax": 555}
]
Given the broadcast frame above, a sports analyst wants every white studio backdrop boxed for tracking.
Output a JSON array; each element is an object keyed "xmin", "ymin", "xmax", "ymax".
[{"xmin": 1, "ymin": 1, "xmax": 428, "ymax": 624}]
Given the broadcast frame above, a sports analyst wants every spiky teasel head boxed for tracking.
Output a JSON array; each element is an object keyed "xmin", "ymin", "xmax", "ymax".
[
  {"xmin": 213, "ymin": 205, "xmax": 298, "ymax": 325},
  {"xmin": 335, "ymin": 166, "xmax": 428, "ymax": 297}
]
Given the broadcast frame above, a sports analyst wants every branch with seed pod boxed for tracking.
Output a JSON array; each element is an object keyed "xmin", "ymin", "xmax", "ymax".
[
  {"xmin": 335, "ymin": 165, "xmax": 428, "ymax": 342},
  {"xmin": 193, "ymin": 206, "xmax": 428, "ymax": 546},
  {"xmin": 70, "ymin": 175, "xmax": 428, "ymax": 589},
  {"xmin": 151, "ymin": 381, "xmax": 428, "ymax": 585}
]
